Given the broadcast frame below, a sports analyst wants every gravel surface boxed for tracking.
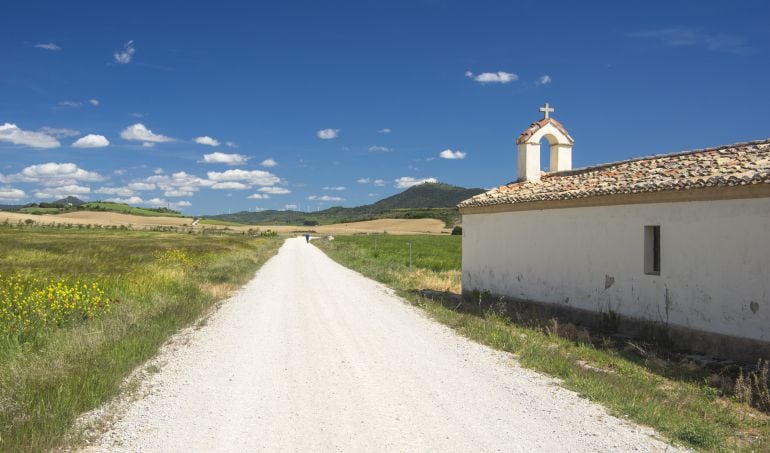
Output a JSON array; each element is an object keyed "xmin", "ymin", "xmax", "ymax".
[{"xmin": 83, "ymin": 237, "xmax": 679, "ymax": 452}]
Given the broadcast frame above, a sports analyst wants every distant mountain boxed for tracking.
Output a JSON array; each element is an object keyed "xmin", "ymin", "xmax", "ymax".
[
  {"xmin": 54, "ymin": 196, "xmax": 86, "ymax": 206},
  {"xmin": 206, "ymin": 182, "xmax": 485, "ymax": 226}
]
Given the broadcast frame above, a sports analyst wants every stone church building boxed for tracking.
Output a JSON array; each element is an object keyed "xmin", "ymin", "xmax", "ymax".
[{"xmin": 458, "ymin": 105, "xmax": 770, "ymax": 360}]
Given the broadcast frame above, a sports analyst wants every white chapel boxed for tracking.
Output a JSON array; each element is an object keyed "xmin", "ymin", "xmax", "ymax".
[{"xmin": 458, "ymin": 105, "xmax": 770, "ymax": 360}]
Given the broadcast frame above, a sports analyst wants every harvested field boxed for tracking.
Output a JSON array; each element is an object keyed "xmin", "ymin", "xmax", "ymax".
[{"xmin": 0, "ymin": 212, "xmax": 449, "ymax": 234}]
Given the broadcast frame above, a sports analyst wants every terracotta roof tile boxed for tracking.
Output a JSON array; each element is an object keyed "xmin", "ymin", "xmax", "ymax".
[
  {"xmin": 516, "ymin": 118, "xmax": 575, "ymax": 145},
  {"xmin": 458, "ymin": 139, "xmax": 770, "ymax": 209}
]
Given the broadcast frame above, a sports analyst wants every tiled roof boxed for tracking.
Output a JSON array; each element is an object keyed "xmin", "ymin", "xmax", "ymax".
[
  {"xmin": 458, "ymin": 138, "xmax": 770, "ymax": 209},
  {"xmin": 516, "ymin": 118, "xmax": 574, "ymax": 145}
]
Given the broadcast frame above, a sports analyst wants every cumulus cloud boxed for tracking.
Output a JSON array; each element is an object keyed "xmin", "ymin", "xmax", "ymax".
[
  {"xmin": 308, "ymin": 195, "xmax": 343, "ymax": 202},
  {"xmin": 323, "ymin": 186, "xmax": 345, "ymax": 191},
  {"xmin": 225, "ymin": 141, "xmax": 238, "ymax": 148},
  {"xmin": 211, "ymin": 182, "xmax": 249, "ymax": 190},
  {"xmin": 0, "ymin": 123, "xmax": 60, "ymax": 149},
  {"xmin": 176, "ymin": 201, "xmax": 191, "ymax": 207},
  {"xmin": 283, "ymin": 204, "xmax": 298, "ymax": 211},
  {"xmin": 373, "ymin": 179, "xmax": 386, "ymax": 187},
  {"xmin": 114, "ymin": 40, "xmax": 136, "ymax": 64},
  {"xmin": 356, "ymin": 178, "xmax": 371, "ymax": 184},
  {"xmin": 206, "ymin": 169, "xmax": 280, "ymax": 187},
  {"xmin": 194, "ymin": 136, "xmax": 220, "ymax": 146},
  {"xmin": 105, "ymin": 196, "xmax": 143, "ymax": 205},
  {"xmin": 35, "ymin": 43, "xmax": 61, "ymax": 51},
  {"xmin": 146, "ymin": 171, "xmax": 212, "ymax": 197},
  {"xmin": 378, "ymin": 128, "xmax": 391, "ymax": 134},
  {"xmin": 0, "ymin": 187, "xmax": 26, "ymax": 201},
  {"xmin": 89, "ymin": 99, "xmax": 100, "ymax": 106},
  {"xmin": 163, "ymin": 189, "xmax": 193, "ymax": 197},
  {"xmin": 439, "ymin": 149, "xmax": 466, "ymax": 160},
  {"xmin": 39, "ymin": 127, "xmax": 80, "ymax": 138},
  {"xmin": 95, "ymin": 186, "xmax": 135, "ymax": 197},
  {"xmin": 200, "ymin": 152, "xmax": 250, "ymax": 165},
  {"xmin": 120, "ymin": 123, "xmax": 174, "ymax": 143},
  {"xmin": 35, "ymin": 184, "xmax": 91, "ymax": 199},
  {"xmin": 258, "ymin": 186, "xmax": 291, "ymax": 195},
  {"xmin": 72, "ymin": 134, "xmax": 110, "ymax": 148},
  {"xmin": 465, "ymin": 70, "xmax": 518, "ymax": 84},
  {"xmin": 12, "ymin": 162, "xmax": 103, "ymax": 186},
  {"xmin": 247, "ymin": 193, "xmax": 269, "ymax": 200},
  {"xmin": 260, "ymin": 158, "xmax": 278, "ymax": 168},
  {"xmin": 317, "ymin": 128, "xmax": 339, "ymax": 139},
  {"xmin": 127, "ymin": 182, "xmax": 156, "ymax": 191},
  {"xmin": 369, "ymin": 145, "xmax": 391, "ymax": 152},
  {"xmin": 536, "ymin": 75, "xmax": 552, "ymax": 85},
  {"xmin": 394, "ymin": 176, "xmax": 437, "ymax": 189}
]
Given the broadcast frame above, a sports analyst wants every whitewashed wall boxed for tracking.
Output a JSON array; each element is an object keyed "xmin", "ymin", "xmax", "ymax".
[{"xmin": 462, "ymin": 197, "xmax": 770, "ymax": 342}]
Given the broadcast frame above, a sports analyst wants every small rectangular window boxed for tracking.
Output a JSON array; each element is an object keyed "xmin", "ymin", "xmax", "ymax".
[{"xmin": 644, "ymin": 225, "xmax": 661, "ymax": 275}]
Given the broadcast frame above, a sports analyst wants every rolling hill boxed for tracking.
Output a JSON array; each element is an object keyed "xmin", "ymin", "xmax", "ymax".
[{"xmin": 205, "ymin": 182, "xmax": 485, "ymax": 226}]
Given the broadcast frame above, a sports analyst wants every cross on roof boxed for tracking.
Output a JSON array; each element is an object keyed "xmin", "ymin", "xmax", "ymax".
[{"xmin": 539, "ymin": 102, "xmax": 554, "ymax": 119}]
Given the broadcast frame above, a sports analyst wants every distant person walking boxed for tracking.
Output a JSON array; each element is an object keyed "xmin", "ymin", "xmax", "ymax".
[{"xmin": 305, "ymin": 233, "xmax": 310, "ymax": 243}]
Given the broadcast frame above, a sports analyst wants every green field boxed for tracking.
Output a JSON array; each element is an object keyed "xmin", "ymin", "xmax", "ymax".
[
  {"xmin": 0, "ymin": 226, "xmax": 280, "ymax": 451},
  {"xmin": 18, "ymin": 202, "xmax": 185, "ymax": 218},
  {"xmin": 315, "ymin": 235, "xmax": 770, "ymax": 452}
]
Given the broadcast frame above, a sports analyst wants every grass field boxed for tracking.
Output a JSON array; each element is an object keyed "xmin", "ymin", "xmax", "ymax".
[
  {"xmin": 0, "ymin": 226, "xmax": 281, "ymax": 451},
  {"xmin": 315, "ymin": 235, "xmax": 770, "ymax": 452}
]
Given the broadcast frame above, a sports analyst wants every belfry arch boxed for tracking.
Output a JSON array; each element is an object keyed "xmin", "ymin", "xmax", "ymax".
[{"xmin": 516, "ymin": 103, "xmax": 574, "ymax": 182}]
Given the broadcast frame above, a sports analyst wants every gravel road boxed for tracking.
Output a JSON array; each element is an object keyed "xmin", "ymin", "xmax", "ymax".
[{"xmin": 84, "ymin": 237, "xmax": 678, "ymax": 452}]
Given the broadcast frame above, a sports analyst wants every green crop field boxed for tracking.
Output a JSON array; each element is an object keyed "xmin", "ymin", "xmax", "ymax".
[
  {"xmin": 0, "ymin": 226, "xmax": 280, "ymax": 451},
  {"xmin": 315, "ymin": 235, "xmax": 770, "ymax": 452}
]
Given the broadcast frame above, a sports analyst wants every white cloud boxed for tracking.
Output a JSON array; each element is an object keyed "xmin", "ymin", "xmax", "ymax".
[
  {"xmin": 536, "ymin": 75, "xmax": 552, "ymax": 85},
  {"xmin": 194, "ymin": 136, "xmax": 220, "ymax": 146},
  {"xmin": 369, "ymin": 145, "xmax": 391, "ymax": 152},
  {"xmin": 394, "ymin": 176, "xmax": 437, "ymax": 189},
  {"xmin": 439, "ymin": 149, "xmax": 466, "ymax": 160},
  {"xmin": 89, "ymin": 99, "xmax": 100, "ymax": 106},
  {"xmin": 39, "ymin": 127, "xmax": 80, "ymax": 138},
  {"xmin": 283, "ymin": 204, "xmax": 298, "ymax": 211},
  {"xmin": 72, "ymin": 134, "xmax": 110, "ymax": 148},
  {"xmin": 153, "ymin": 168, "xmax": 164, "ymax": 174},
  {"xmin": 163, "ymin": 189, "xmax": 193, "ymax": 197},
  {"xmin": 0, "ymin": 187, "xmax": 26, "ymax": 201},
  {"xmin": 207, "ymin": 169, "xmax": 280, "ymax": 187},
  {"xmin": 175, "ymin": 201, "xmax": 191, "ymax": 207},
  {"xmin": 356, "ymin": 178, "xmax": 371, "ymax": 184},
  {"xmin": 258, "ymin": 186, "xmax": 291, "ymax": 195},
  {"xmin": 128, "ymin": 182, "xmax": 155, "ymax": 191},
  {"xmin": 465, "ymin": 70, "xmax": 518, "ymax": 84},
  {"xmin": 225, "ymin": 141, "xmax": 238, "ymax": 148},
  {"xmin": 58, "ymin": 101, "xmax": 82, "ymax": 108},
  {"xmin": 212, "ymin": 182, "xmax": 249, "ymax": 190},
  {"xmin": 373, "ymin": 179, "xmax": 386, "ymax": 187},
  {"xmin": 35, "ymin": 184, "xmax": 91, "ymax": 199},
  {"xmin": 95, "ymin": 186, "xmax": 135, "ymax": 197},
  {"xmin": 0, "ymin": 123, "xmax": 60, "ymax": 149},
  {"xmin": 105, "ymin": 196, "xmax": 143, "ymax": 205},
  {"xmin": 247, "ymin": 193, "xmax": 269, "ymax": 200},
  {"xmin": 200, "ymin": 152, "xmax": 250, "ymax": 165},
  {"xmin": 323, "ymin": 186, "xmax": 345, "ymax": 191},
  {"xmin": 317, "ymin": 128, "xmax": 340, "ymax": 139},
  {"xmin": 35, "ymin": 43, "xmax": 61, "ymax": 51},
  {"xmin": 120, "ymin": 123, "xmax": 174, "ymax": 143},
  {"xmin": 308, "ymin": 195, "xmax": 344, "ymax": 202},
  {"xmin": 260, "ymin": 158, "xmax": 278, "ymax": 168},
  {"xmin": 13, "ymin": 162, "xmax": 103, "ymax": 186},
  {"xmin": 145, "ymin": 198, "xmax": 168, "ymax": 207},
  {"xmin": 142, "ymin": 142, "xmax": 155, "ymax": 148},
  {"xmin": 378, "ymin": 128, "xmax": 391, "ymax": 134},
  {"xmin": 114, "ymin": 40, "xmax": 136, "ymax": 64},
  {"xmin": 629, "ymin": 28, "xmax": 750, "ymax": 55},
  {"xmin": 130, "ymin": 112, "xmax": 144, "ymax": 118}
]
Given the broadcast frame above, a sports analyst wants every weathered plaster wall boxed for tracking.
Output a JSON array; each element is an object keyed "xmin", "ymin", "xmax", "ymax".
[{"xmin": 462, "ymin": 197, "xmax": 770, "ymax": 343}]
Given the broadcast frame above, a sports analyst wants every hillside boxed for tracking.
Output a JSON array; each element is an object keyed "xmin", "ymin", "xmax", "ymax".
[{"xmin": 206, "ymin": 182, "xmax": 485, "ymax": 226}]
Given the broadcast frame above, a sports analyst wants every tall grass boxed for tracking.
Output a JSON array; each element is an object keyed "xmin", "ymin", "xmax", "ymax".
[
  {"xmin": 316, "ymin": 234, "xmax": 769, "ymax": 452},
  {"xmin": 0, "ymin": 227, "xmax": 281, "ymax": 451}
]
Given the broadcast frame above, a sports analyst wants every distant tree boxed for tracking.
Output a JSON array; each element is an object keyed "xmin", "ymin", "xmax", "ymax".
[
  {"xmin": 451, "ymin": 226, "xmax": 462, "ymax": 235},
  {"xmin": 303, "ymin": 220, "xmax": 319, "ymax": 226}
]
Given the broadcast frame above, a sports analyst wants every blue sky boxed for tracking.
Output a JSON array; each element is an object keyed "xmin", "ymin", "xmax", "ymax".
[{"xmin": 2, "ymin": 0, "xmax": 768, "ymax": 215}]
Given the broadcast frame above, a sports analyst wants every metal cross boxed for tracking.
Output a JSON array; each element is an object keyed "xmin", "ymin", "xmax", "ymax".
[{"xmin": 539, "ymin": 102, "xmax": 554, "ymax": 119}]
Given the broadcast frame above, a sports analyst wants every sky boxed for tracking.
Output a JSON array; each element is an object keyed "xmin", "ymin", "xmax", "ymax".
[{"xmin": 2, "ymin": 0, "xmax": 769, "ymax": 215}]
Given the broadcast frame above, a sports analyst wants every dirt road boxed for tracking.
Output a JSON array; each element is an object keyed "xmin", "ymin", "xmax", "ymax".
[{"xmin": 85, "ymin": 238, "xmax": 677, "ymax": 452}]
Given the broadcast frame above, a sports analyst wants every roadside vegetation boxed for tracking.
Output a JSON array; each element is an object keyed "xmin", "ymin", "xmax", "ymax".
[
  {"xmin": 0, "ymin": 225, "xmax": 281, "ymax": 451},
  {"xmin": 315, "ymin": 234, "xmax": 769, "ymax": 452}
]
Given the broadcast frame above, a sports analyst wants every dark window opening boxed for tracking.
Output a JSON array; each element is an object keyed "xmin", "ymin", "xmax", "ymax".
[{"xmin": 644, "ymin": 225, "xmax": 661, "ymax": 275}]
